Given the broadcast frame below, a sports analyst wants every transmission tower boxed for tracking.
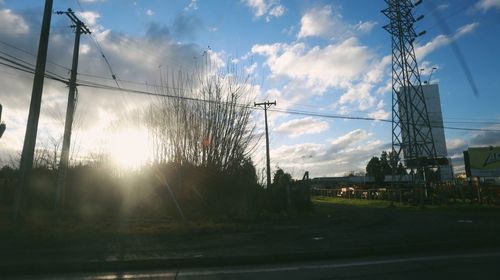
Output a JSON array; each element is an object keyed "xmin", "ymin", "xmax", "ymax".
[{"xmin": 382, "ymin": 0, "xmax": 438, "ymax": 188}]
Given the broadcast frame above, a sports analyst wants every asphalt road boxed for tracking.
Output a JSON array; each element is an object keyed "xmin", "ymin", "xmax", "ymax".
[{"xmin": 13, "ymin": 250, "xmax": 500, "ymax": 280}]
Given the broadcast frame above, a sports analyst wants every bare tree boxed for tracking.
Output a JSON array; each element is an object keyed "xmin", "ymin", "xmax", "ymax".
[{"xmin": 146, "ymin": 62, "xmax": 257, "ymax": 172}]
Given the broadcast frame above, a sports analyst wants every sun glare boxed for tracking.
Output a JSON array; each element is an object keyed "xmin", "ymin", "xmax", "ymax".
[{"xmin": 108, "ymin": 128, "xmax": 152, "ymax": 169}]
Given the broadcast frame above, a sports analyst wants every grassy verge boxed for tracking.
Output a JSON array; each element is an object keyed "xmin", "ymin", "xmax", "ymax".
[
  {"xmin": 1, "ymin": 196, "xmax": 500, "ymax": 265},
  {"xmin": 312, "ymin": 195, "xmax": 500, "ymax": 212}
]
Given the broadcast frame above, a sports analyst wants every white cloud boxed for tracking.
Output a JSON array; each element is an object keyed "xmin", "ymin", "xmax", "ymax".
[
  {"xmin": 298, "ymin": 5, "xmax": 343, "ymax": 39},
  {"xmin": 264, "ymin": 88, "xmax": 281, "ymax": 100},
  {"xmin": 355, "ymin": 21, "xmax": 377, "ymax": 33},
  {"xmin": 281, "ymin": 25, "xmax": 295, "ymax": 36},
  {"xmin": 0, "ymin": 9, "xmax": 29, "ymax": 34},
  {"xmin": 267, "ymin": 5, "xmax": 285, "ymax": 21},
  {"xmin": 368, "ymin": 109, "xmax": 390, "ymax": 120},
  {"xmin": 244, "ymin": 0, "xmax": 267, "ymax": 17},
  {"xmin": 298, "ymin": 5, "xmax": 376, "ymax": 39},
  {"xmin": 145, "ymin": 9, "xmax": 154, "ymax": 16},
  {"xmin": 185, "ymin": 0, "xmax": 198, "ymax": 11},
  {"xmin": 76, "ymin": 11, "xmax": 100, "ymax": 26},
  {"xmin": 252, "ymin": 37, "xmax": 374, "ymax": 92},
  {"xmin": 476, "ymin": 0, "xmax": 500, "ymax": 11},
  {"xmin": 242, "ymin": 0, "xmax": 286, "ymax": 21},
  {"xmin": 276, "ymin": 117, "xmax": 329, "ymax": 137},
  {"xmin": 269, "ymin": 5, "xmax": 285, "ymax": 17},
  {"xmin": 437, "ymin": 3, "xmax": 449, "ymax": 10},
  {"xmin": 79, "ymin": 43, "xmax": 91, "ymax": 55},
  {"xmin": 252, "ymin": 32, "xmax": 391, "ymax": 117},
  {"xmin": 366, "ymin": 54, "xmax": 390, "ymax": 84},
  {"xmin": 272, "ymin": 129, "xmax": 384, "ymax": 177},
  {"xmin": 415, "ymin": 22, "xmax": 479, "ymax": 60},
  {"xmin": 447, "ymin": 138, "xmax": 466, "ymax": 151},
  {"xmin": 244, "ymin": 62, "xmax": 258, "ymax": 75},
  {"xmin": 206, "ymin": 49, "xmax": 226, "ymax": 69},
  {"xmin": 330, "ymin": 129, "xmax": 369, "ymax": 150},
  {"xmin": 339, "ymin": 82, "xmax": 375, "ymax": 110}
]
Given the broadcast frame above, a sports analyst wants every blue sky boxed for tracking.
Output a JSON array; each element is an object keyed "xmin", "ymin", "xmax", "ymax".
[{"xmin": 0, "ymin": 0, "xmax": 499, "ymax": 177}]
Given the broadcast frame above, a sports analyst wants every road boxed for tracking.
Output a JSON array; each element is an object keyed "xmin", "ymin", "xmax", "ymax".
[{"xmin": 13, "ymin": 250, "xmax": 500, "ymax": 280}]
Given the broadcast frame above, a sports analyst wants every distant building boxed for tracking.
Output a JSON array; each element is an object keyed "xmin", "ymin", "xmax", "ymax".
[{"xmin": 399, "ymin": 84, "xmax": 453, "ymax": 180}]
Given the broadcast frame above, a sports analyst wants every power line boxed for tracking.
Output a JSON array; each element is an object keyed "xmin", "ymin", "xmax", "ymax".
[
  {"xmin": 74, "ymin": 0, "xmax": 119, "ymax": 89},
  {"xmin": 0, "ymin": 39, "xmax": 71, "ymax": 72},
  {"xmin": 75, "ymin": 80, "xmax": 500, "ymax": 133},
  {"xmin": 69, "ymin": 72, "xmax": 500, "ymax": 127},
  {"xmin": 0, "ymin": 55, "xmax": 68, "ymax": 83},
  {"xmin": 268, "ymin": 107, "xmax": 500, "ymax": 132},
  {"xmin": 1, "ymin": 44, "xmax": 499, "ymax": 133}
]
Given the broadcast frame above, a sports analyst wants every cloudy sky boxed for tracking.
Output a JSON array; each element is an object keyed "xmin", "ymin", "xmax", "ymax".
[{"xmin": 0, "ymin": 0, "xmax": 499, "ymax": 178}]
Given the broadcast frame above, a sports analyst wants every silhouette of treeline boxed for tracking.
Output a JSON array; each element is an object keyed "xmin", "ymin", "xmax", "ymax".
[
  {"xmin": 0, "ymin": 161, "xmax": 310, "ymax": 219},
  {"xmin": 0, "ymin": 64, "xmax": 311, "ymax": 219}
]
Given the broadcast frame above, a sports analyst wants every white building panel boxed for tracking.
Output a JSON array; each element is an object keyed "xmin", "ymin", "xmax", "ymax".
[{"xmin": 399, "ymin": 84, "xmax": 448, "ymax": 159}]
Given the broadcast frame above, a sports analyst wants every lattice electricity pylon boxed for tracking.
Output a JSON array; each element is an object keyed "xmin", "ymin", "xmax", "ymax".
[{"xmin": 382, "ymin": 0, "xmax": 438, "ymax": 184}]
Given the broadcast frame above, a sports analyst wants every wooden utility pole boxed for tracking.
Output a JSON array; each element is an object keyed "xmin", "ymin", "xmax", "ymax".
[
  {"xmin": 54, "ymin": 9, "xmax": 91, "ymax": 211},
  {"xmin": 254, "ymin": 101, "xmax": 276, "ymax": 188},
  {"xmin": 14, "ymin": 0, "xmax": 53, "ymax": 221}
]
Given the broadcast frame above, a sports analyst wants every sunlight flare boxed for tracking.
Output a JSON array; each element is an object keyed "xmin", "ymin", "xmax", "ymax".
[{"xmin": 108, "ymin": 128, "xmax": 152, "ymax": 169}]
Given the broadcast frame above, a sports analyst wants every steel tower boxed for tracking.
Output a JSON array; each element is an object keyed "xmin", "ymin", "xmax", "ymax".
[{"xmin": 382, "ymin": 0, "xmax": 438, "ymax": 185}]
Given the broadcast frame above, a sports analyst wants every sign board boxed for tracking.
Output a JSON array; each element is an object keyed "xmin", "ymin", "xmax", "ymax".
[{"xmin": 466, "ymin": 147, "xmax": 500, "ymax": 177}]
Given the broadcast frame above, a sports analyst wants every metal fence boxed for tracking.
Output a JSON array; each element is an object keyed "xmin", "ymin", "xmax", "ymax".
[{"xmin": 311, "ymin": 184, "xmax": 500, "ymax": 205}]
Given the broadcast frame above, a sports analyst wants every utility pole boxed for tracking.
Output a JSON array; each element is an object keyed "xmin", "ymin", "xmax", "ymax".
[
  {"xmin": 254, "ymin": 101, "xmax": 276, "ymax": 188},
  {"xmin": 14, "ymin": 0, "xmax": 53, "ymax": 221},
  {"xmin": 54, "ymin": 9, "xmax": 91, "ymax": 211}
]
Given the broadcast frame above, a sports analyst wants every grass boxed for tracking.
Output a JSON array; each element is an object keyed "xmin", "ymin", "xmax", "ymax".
[
  {"xmin": 3, "ymin": 196, "xmax": 498, "ymax": 239},
  {"xmin": 311, "ymin": 195, "xmax": 500, "ymax": 212},
  {"xmin": 2, "ymin": 195, "xmax": 500, "ymax": 273},
  {"xmin": 313, "ymin": 196, "xmax": 403, "ymax": 208}
]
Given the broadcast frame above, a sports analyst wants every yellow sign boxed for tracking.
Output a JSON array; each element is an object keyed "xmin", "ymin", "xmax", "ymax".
[{"xmin": 468, "ymin": 147, "xmax": 500, "ymax": 177}]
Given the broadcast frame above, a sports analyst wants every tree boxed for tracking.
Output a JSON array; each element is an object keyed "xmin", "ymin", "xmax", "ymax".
[
  {"xmin": 367, "ymin": 151, "xmax": 408, "ymax": 184},
  {"xmin": 380, "ymin": 151, "xmax": 392, "ymax": 176},
  {"xmin": 269, "ymin": 168, "xmax": 293, "ymax": 212},
  {"xmin": 397, "ymin": 162, "xmax": 407, "ymax": 175},
  {"xmin": 141, "ymin": 59, "xmax": 265, "ymax": 218},
  {"xmin": 366, "ymin": 156, "xmax": 384, "ymax": 184},
  {"xmin": 273, "ymin": 168, "xmax": 292, "ymax": 187},
  {"xmin": 388, "ymin": 150, "xmax": 407, "ymax": 175},
  {"xmin": 145, "ymin": 61, "xmax": 256, "ymax": 172}
]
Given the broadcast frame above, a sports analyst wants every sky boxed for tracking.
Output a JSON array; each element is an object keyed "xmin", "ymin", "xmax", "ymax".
[{"xmin": 0, "ymin": 0, "xmax": 499, "ymax": 178}]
